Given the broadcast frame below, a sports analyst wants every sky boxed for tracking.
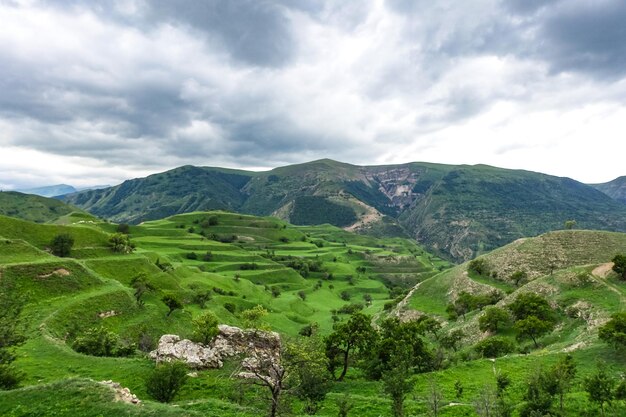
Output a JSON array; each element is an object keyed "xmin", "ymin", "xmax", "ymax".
[{"xmin": 1, "ymin": 0, "xmax": 626, "ymax": 189}]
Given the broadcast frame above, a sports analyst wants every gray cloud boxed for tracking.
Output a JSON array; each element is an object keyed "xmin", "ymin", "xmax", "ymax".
[{"xmin": 0, "ymin": 0, "xmax": 625, "ymax": 189}]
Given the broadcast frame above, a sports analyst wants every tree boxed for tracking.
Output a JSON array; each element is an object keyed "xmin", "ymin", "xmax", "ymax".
[
  {"xmin": 520, "ymin": 368, "xmax": 556, "ymax": 417},
  {"xmin": 468, "ymin": 258, "xmax": 489, "ymax": 275},
  {"xmin": 0, "ymin": 292, "xmax": 25, "ymax": 390},
  {"xmin": 325, "ymin": 312, "xmax": 376, "ymax": 381},
  {"xmin": 287, "ymin": 337, "xmax": 331, "ymax": 415},
  {"xmin": 473, "ymin": 336, "xmax": 514, "ymax": 358},
  {"xmin": 612, "ymin": 255, "xmax": 626, "ymax": 280},
  {"xmin": 241, "ymin": 305, "xmax": 269, "ymax": 329},
  {"xmin": 130, "ymin": 273, "xmax": 154, "ymax": 307},
  {"xmin": 116, "ymin": 223, "xmax": 130, "ymax": 234},
  {"xmin": 298, "ymin": 290, "xmax": 307, "ymax": 301},
  {"xmin": 146, "ymin": 361, "xmax": 188, "ymax": 403},
  {"xmin": 440, "ymin": 329, "xmax": 464, "ymax": 352},
  {"xmin": 50, "ymin": 233, "xmax": 74, "ymax": 257},
  {"xmin": 382, "ymin": 343, "xmax": 413, "ymax": 417},
  {"xmin": 511, "ymin": 270, "xmax": 528, "ymax": 287},
  {"xmin": 479, "ymin": 306, "xmax": 511, "ymax": 333},
  {"xmin": 599, "ymin": 312, "xmax": 626, "ymax": 349},
  {"xmin": 584, "ymin": 362, "xmax": 615, "ymax": 417},
  {"xmin": 515, "ymin": 316, "xmax": 553, "ymax": 348},
  {"xmin": 564, "ymin": 220, "xmax": 577, "ymax": 230},
  {"xmin": 551, "ymin": 354, "xmax": 577, "ymax": 414},
  {"xmin": 162, "ymin": 294, "xmax": 182, "ymax": 317},
  {"xmin": 72, "ymin": 326, "xmax": 134, "ymax": 357},
  {"xmin": 192, "ymin": 312, "xmax": 219, "ymax": 345},
  {"xmin": 426, "ymin": 378, "xmax": 444, "ymax": 417},
  {"xmin": 109, "ymin": 232, "xmax": 134, "ymax": 253},
  {"xmin": 508, "ymin": 293, "xmax": 556, "ymax": 323}
]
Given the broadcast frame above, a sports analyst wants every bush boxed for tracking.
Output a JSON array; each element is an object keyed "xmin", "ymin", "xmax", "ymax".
[
  {"xmin": 468, "ymin": 258, "xmax": 489, "ymax": 276},
  {"xmin": 337, "ymin": 303, "xmax": 365, "ymax": 315},
  {"xmin": 146, "ymin": 361, "xmax": 188, "ymax": 403},
  {"xmin": 0, "ymin": 364, "xmax": 23, "ymax": 390},
  {"xmin": 340, "ymin": 291, "xmax": 351, "ymax": 301},
  {"xmin": 72, "ymin": 327, "xmax": 134, "ymax": 357},
  {"xmin": 116, "ymin": 223, "xmax": 130, "ymax": 234},
  {"xmin": 186, "ymin": 252, "xmax": 198, "ymax": 260},
  {"xmin": 192, "ymin": 312, "xmax": 220, "ymax": 345},
  {"xmin": 109, "ymin": 233, "xmax": 134, "ymax": 253},
  {"xmin": 224, "ymin": 302, "xmax": 237, "ymax": 313},
  {"xmin": 474, "ymin": 336, "xmax": 515, "ymax": 358},
  {"xmin": 50, "ymin": 233, "xmax": 74, "ymax": 257},
  {"xmin": 240, "ymin": 263, "xmax": 259, "ymax": 270}
]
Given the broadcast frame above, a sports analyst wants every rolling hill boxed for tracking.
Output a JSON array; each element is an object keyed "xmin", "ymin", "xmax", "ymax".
[
  {"xmin": 0, "ymin": 191, "xmax": 89, "ymax": 223},
  {"xmin": 63, "ymin": 160, "xmax": 626, "ymax": 262}
]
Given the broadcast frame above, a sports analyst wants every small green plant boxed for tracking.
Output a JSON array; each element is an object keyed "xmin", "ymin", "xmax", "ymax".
[
  {"xmin": 72, "ymin": 327, "xmax": 134, "ymax": 357},
  {"xmin": 192, "ymin": 311, "xmax": 220, "ymax": 345},
  {"xmin": 146, "ymin": 361, "xmax": 188, "ymax": 403},
  {"xmin": 50, "ymin": 233, "xmax": 74, "ymax": 257}
]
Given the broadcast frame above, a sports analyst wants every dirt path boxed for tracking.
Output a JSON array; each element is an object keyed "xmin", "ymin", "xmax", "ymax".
[{"xmin": 591, "ymin": 262, "xmax": 625, "ymax": 300}]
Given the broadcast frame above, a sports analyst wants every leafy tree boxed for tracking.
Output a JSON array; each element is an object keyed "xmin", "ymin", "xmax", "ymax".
[
  {"xmin": 287, "ymin": 337, "xmax": 331, "ymax": 415},
  {"xmin": 479, "ymin": 306, "xmax": 511, "ymax": 333},
  {"xmin": 382, "ymin": 343, "xmax": 413, "ymax": 417},
  {"xmin": 0, "ymin": 292, "xmax": 25, "ymax": 390},
  {"xmin": 240, "ymin": 305, "xmax": 269, "ymax": 329},
  {"xmin": 299, "ymin": 322, "xmax": 319, "ymax": 338},
  {"xmin": 468, "ymin": 258, "xmax": 489, "ymax": 275},
  {"xmin": 72, "ymin": 326, "xmax": 134, "ymax": 357},
  {"xmin": 612, "ymin": 255, "xmax": 626, "ymax": 280},
  {"xmin": 271, "ymin": 286, "xmax": 281, "ymax": 298},
  {"xmin": 508, "ymin": 293, "xmax": 556, "ymax": 323},
  {"xmin": 109, "ymin": 232, "xmax": 134, "ymax": 253},
  {"xmin": 325, "ymin": 312, "xmax": 376, "ymax": 381},
  {"xmin": 551, "ymin": 354, "xmax": 577, "ymax": 414},
  {"xmin": 146, "ymin": 361, "xmax": 188, "ymax": 403},
  {"xmin": 515, "ymin": 316, "xmax": 553, "ymax": 348},
  {"xmin": 192, "ymin": 290, "xmax": 212, "ymax": 308},
  {"xmin": 298, "ymin": 290, "xmax": 307, "ymax": 301},
  {"xmin": 599, "ymin": 312, "xmax": 626, "ymax": 349},
  {"xmin": 474, "ymin": 336, "xmax": 514, "ymax": 358},
  {"xmin": 564, "ymin": 220, "xmax": 577, "ymax": 230},
  {"xmin": 584, "ymin": 362, "xmax": 615, "ymax": 417},
  {"xmin": 520, "ymin": 368, "xmax": 556, "ymax": 417},
  {"xmin": 440, "ymin": 329, "xmax": 464, "ymax": 352},
  {"xmin": 116, "ymin": 223, "xmax": 130, "ymax": 234},
  {"xmin": 192, "ymin": 312, "xmax": 220, "ymax": 345},
  {"xmin": 340, "ymin": 290, "xmax": 351, "ymax": 301},
  {"xmin": 162, "ymin": 294, "xmax": 183, "ymax": 317},
  {"xmin": 416, "ymin": 316, "xmax": 441, "ymax": 340},
  {"xmin": 130, "ymin": 273, "xmax": 154, "ymax": 307},
  {"xmin": 50, "ymin": 233, "xmax": 74, "ymax": 257},
  {"xmin": 511, "ymin": 270, "xmax": 528, "ymax": 287}
]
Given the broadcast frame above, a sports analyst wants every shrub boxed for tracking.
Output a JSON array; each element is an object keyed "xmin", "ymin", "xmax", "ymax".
[
  {"xmin": 240, "ymin": 263, "xmax": 259, "ymax": 270},
  {"xmin": 0, "ymin": 364, "xmax": 23, "ymax": 390},
  {"xmin": 186, "ymin": 252, "xmax": 198, "ymax": 260},
  {"xmin": 116, "ymin": 223, "xmax": 130, "ymax": 234},
  {"xmin": 468, "ymin": 258, "xmax": 489, "ymax": 276},
  {"xmin": 72, "ymin": 327, "xmax": 134, "ymax": 357},
  {"xmin": 109, "ymin": 233, "xmax": 134, "ymax": 253},
  {"xmin": 473, "ymin": 336, "xmax": 514, "ymax": 358},
  {"xmin": 146, "ymin": 361, "xmax": 188, "ymax": 403},
  {"xmin": 340, "ymin": 291, "xmax": 351, "ymax": 301},
  {"xmin": 224, "ymin": 302, "xmax": 237, "ymax": 313},
  {"xmin": 192, "ymin": 312, "xmax": 220, "ymax": 345},
  {"xmin": 337, "ymin": 303, "xmax": 365, "ymax": 315},
  {"xmin": 50, "ymin": 233, "xmax": 74, "ymax": 257}
]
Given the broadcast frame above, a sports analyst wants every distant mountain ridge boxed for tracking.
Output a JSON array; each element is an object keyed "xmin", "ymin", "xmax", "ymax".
[
  {"xmin": 0, "ymin": 191, "xmax": 80, "ymax": 223},
  {"xmin": 16, "ymin": 184, "xmax": 111, "ymax": 198},
  {"xmin": 592, "ymin": 176, "xmax": 626, "ymax": 205},
  {"xmin": 62, "ymin": 159, "xmax": 626, "ymax": 262}
]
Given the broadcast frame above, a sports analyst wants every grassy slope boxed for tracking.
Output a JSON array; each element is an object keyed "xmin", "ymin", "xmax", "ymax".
[
  {"xmin": 0, "ymin": 191, "xmax": 83, "ymax": 223},
  {"xmin": 402, "ymin": 230, "xmax": 626, "ymax": 415},
  {"xmin": 0, "ymin": 211, "xmax": 453, "ymax": 416}
]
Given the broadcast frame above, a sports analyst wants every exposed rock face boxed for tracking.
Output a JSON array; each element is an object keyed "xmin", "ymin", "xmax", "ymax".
[{"xmin": 150, "ymin": 324, "xmax": 281, "ymax": 369}]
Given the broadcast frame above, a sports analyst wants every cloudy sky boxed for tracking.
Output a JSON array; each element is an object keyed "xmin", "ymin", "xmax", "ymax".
[{"xmin": 1, "ymin": 0, "xmax": 625, "ymax": 189}]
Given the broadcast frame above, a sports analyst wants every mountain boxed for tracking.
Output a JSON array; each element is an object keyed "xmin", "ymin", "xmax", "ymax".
[
  {"xmin": 592, "ymin": 176, "xmax": 626, "ymax": 205},
  {"xmin": 17, "ymin": 184, "xmax": 77, "ymax": 197},
  {"xmin": 0, "ymin": 191, "xmax": 84, "ymax": 223},
  {"xmin": 63, "ymin": 159, "xmax": 626, "ymax": 262}
]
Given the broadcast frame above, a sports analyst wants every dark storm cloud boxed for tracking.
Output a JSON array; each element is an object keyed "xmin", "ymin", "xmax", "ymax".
[{"xmin": 539, "ymin": 1, "xmax": 626, "ymax": 78}]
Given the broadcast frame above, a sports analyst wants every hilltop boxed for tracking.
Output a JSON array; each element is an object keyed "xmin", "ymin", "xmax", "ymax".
[
  {"xmin": 63, "ymin": 159, "xmax": 626, "ymax": 262},
  {"xmin": 0, "ymin": 191, "xmax": 90, "ymax": 223},
  {"xmin": 592, "ymin": 176, "xmax": 626, "ymax": 205}
]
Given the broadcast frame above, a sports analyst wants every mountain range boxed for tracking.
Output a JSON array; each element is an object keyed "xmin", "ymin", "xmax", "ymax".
[{"xmin": 61, "ymin": 159, "xmax": 626, "ymax": 262}]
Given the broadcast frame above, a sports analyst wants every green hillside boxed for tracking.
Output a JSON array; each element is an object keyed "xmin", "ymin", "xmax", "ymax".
[
  {"xmin": 63, "ymin": 160, "xmax": 626, "ymax": 262},
  {"xmin": 592, "ymin": 176, "xmax": 626, "ymax": 205},
  {"xmin": 0, "ymin": 211, "xmax": 455, "ymax": 416},
  {"xmin": 0, "ymin": 191, "xmax": 87, "ymax": 223}
]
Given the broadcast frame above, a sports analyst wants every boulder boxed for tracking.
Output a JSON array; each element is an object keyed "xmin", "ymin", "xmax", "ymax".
[{"xmin": 149, "ymin": 325, "xmax": 281, "ymax": 369}]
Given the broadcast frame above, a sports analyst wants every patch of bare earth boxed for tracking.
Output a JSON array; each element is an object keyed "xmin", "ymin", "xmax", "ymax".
[{"xmin": 38, "ymin": 268, "xmax": 71, "ymax": 278}]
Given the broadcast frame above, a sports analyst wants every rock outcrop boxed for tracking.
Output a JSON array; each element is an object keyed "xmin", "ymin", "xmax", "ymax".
[
  {"xmin": 100, "ymin": 380, "xmax": 141, "ymax": 405},
  {"xmin": 150, "ymin": 324, "xmax": 281, "ymax": 369}
]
